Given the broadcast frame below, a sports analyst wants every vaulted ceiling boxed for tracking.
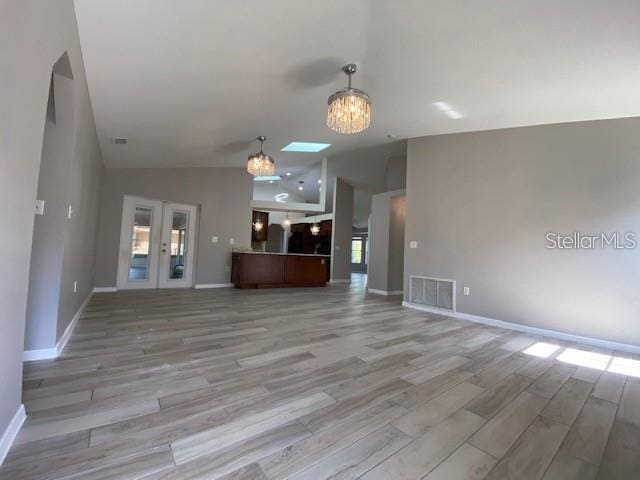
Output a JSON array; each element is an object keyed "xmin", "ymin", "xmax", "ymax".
[{"xmin": 75, "ymin": 0, "xmax": 640, "ymax": 173}]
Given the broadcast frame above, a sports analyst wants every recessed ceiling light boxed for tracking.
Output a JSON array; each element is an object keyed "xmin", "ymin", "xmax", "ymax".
[
  {"xmin": 282, "ymin": 142, "xmax": 331, "ymax": 153},
  {"xmin": 285, "ymin": 172, "xmax": 292, "ymax": 176},
  {"xmin": 298, "ymin": 186, "xmax": 304, "ymax": 191},
  {"xmin": 433, "ymin": 101, "xmax": 463, "ymax": 119},
  {"xmin": 269, "ymin": 180, "xmax": 274, "ymax": 183},
  {"xmin": 317, "ymin": 179, "xmax": 322, "ymax": 184}
]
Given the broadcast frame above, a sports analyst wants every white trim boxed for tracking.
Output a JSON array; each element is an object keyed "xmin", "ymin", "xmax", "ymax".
[
  {"xmin": 329, "ymin": 279, "xmax": 351, "ymax": 284},
  {"xmin": 368, "ymin": 288, "xmax": 404, "ymax": 296},
  {"xmin": 23, "ymin": 292, "xmax": 92, "ymax": 361},
  {"xmin": 22, "ymin": 347, "xmax": 57, "ymax": 362},
  {"xmin": 93, "ymin": 287, "xmax": 117, "ymax": 293},
  {"xmin": 194, "ymin": 283, "xmax": 234, "ymax": 289},
  {"xmin": 0, "ymin": 404, "xmax": 25, "ymax": 466},
  {"xmin": 55, "ymin": 292, "xmax": 91, "ymax": 355},
  {"xmin": 402, "ymin": 301, "xmax": 640, "ymax": 354}
]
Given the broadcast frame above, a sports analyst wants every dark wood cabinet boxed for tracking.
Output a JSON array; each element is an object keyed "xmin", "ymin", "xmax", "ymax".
[{"xmin": 231, "ymin": 252, "xmax": 328, "ymax": 288}]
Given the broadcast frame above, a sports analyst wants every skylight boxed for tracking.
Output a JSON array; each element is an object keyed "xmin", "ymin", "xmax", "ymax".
[
  {"xmin": 281, "ymin": 142, "xmax": 331, "ymax": 153},
  {"xmin": 253, "ymin": 176, "xmax": 282, "ymax": 182}
]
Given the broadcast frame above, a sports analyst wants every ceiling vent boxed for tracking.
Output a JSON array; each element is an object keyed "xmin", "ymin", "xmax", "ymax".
[
  {"xmin": 112, "ymin": 137, "xmax": 128, "ymax": 145},
  {"xmin": 409, "ymin": 275, "xmax": 455, "ymax": 311}
]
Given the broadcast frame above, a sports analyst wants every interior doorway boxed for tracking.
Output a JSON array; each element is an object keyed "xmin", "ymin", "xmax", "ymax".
[{"xmin": 116, "ymin": 195, "xmax": 198, "ymax": 289}]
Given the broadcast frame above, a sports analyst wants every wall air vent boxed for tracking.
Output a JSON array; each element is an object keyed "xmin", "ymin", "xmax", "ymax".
[
  {"xmin": 409, "ymin": 275, "xmax": 455, "ymax": 311},
  {"xmin": 113, "ymin": 137, "xmax": 128, "ymax": 145}
]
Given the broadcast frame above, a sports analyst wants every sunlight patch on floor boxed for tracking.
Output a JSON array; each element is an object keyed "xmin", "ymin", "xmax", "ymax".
[
  {"xmin": 522, "ymin": 342, "xmax": 561, "ymax": 358},
  {"xmin": 522, "ymin": 341, "xmax": 640, "ymax": 378}
]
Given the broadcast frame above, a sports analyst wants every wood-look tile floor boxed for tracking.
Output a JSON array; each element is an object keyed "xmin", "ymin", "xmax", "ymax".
[{"xmin": 3, "ymin": 274, "xmax": 640, "ymax": 479}]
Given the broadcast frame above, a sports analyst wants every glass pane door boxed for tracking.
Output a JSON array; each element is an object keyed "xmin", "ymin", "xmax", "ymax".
[
  {"xmin": 169, "ymin": 210, "xmax": 187, "ymax": 279},
  {"xmin": 117, "ymin": 196, "xmax": 163, "ymax": 290},
  {"xmin": 158, "ymin": 202, "xmax": 198, "ymax": 288},
  {"xmin": 129, "ymin": 207, "xmax": 153, "ymax": 280}
]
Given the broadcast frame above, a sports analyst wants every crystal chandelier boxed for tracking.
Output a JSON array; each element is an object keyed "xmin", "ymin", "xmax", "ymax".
[
  {"xmin": 310, "ymin": 223, "xmax": 320, "ymax": 236},
  {"xmin": 247, "ymin": 136, "xmax": 275, "ymax": 176},
  {"xmin": 327, "ymin": 64, "xmax": 371, "ymax": 134}
]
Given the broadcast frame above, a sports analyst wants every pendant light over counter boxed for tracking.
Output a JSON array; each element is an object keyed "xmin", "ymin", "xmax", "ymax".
[
  {"xmin": 247, "ymin": 136, "xmax": 275, "ymax": 176},
  {"xmin": 327, "ymin": 64, "xmax": 371, "ymax": 134}
]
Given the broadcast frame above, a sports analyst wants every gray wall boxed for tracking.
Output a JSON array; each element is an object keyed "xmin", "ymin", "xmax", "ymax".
[
  {"xmin": 405, "ymin": 117, "xmax": 640, "ymax": 346},
  {"xmin": 385, "ymin": 156, "xmax": 407, "ymax": 191},
  {"xmin": 0, "ymin": 0, "xmax": 103, "ymax": 440},
  {"xmin": 25, "ymin": 69, "xmax": 74, "ymax": 350},
  {"xmin": 388, "ymin": 196, "xmax": 406, "ymax": 292},
  {"xmin": 330, "ymin": 177, "xmax": 354, "ymax": 281},
  {"xmin": 95, "ymin": 168, "xmax": 252, "ymax": 287},
  {"xmin": 368, "ymin": 190, "xmax": 406, "ymax": 292}
]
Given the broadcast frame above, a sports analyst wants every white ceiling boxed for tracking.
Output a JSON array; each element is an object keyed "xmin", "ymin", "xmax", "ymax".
[{"xmin": 75, "ymin": 0, "xmax": 640, "ymax": 172}]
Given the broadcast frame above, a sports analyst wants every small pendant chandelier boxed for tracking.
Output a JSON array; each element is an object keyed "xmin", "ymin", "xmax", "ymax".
[
  {"xmin": 327, "ymin": 64, "xmax": 371, "ymax": 134},
  {"xmin": 252, "ymin": 218, "xmax": 264, "ymax": 232},
  {"xmin": 281, "ymin": 212, "xmax": 291, "ymax": 228},
  {"xmin": 247, "ymin": 136, "xmax": 275, "ymax": 176},
  {"xmin": 310, "ymin": 223, "xmax": 320, "ymax": 236}
]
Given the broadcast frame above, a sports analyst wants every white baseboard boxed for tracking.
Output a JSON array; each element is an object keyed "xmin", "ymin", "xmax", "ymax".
[
  {"xmin": 368, "ymin": 288, "xmax": 403, "ymax": 296},
  {"xmin": 0, "ymin": 404, "xmax": 25, "ymax": 466},
  {"xmin": 23, "ymin": 291, "xmax": 92, "ymax": 362},
  {"xmin": 55, "ymin": 291, "xmax": 92, "ymax": 356},
  {"xmin": 194, "ymin": 283, "xmax": 234, "ymax": 289},
  {"xmin": 93, "ymin": 287, "xmax": 117, "ymax": 293},
  {"xmin": 402, "ymin": 301, "xmax": 640, "ymax": 354},
  {"xmin": 22, "ymin": 347, "xmax": 57, "ymax": 362},
  {"xmin": 329, "ymin": 279, "xmax": 351, "ymax": 284}
]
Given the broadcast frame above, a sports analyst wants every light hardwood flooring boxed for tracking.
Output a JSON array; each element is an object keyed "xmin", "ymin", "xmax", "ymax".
[{"xmin": 3, "ymin": 274, "xmax": 640, "ymax": 479}]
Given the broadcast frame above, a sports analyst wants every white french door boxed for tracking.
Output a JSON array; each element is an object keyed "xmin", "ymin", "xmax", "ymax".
[{"xmin": 117, "ymin": 196, "xmax": 198, "ymax": 289}]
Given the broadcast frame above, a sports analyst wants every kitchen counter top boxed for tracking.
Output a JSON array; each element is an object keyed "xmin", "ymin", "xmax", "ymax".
[{"xmin": 233, "ymin": 250, "xmax": 330, "ymax": 257}]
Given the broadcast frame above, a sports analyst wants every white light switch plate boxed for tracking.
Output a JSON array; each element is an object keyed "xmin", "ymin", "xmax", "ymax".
[
  {"xmin": 409, "ymin": 241, "xmax": 418, "ymax": 249},
  {"xmin": 35, "ymin": 199, "xmax": 45, "ymax": 215},
  {"xmin": 463, "ymin": 287, "xmax": 470, "ymax": 296},
  {"xmin": 229, "ymin": 238, "xmax": 234, "ymax": 245},
  {"xmin": 211, "ymin": 236, "xmax": 218, "ymax": 243}
]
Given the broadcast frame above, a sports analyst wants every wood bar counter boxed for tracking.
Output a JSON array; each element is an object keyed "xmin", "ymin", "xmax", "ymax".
[{"xmin": 231, "ymin": 251, "xmax": 329, "ymax": 288}]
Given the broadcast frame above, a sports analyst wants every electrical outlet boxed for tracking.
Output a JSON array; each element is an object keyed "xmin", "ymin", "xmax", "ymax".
[
  {"xmin": 409, "ymin": 241, "xmax": 418, "ymax": 249},
  {"xmin": 211, "ymin": 236, "xmax": 218, "ymax": 243},
  {"xmin": 35, "ymin": 199, "xmax": 45, "ymax": 215},
  {"xmin": 73, "ymin": 281, "xmax": 78, "ymax": 293},
  {"xmin": 463, "ymin": 286, "xmax": 470, "ymax": 296},
  {"xmin": 229, "ymin": 238, "xmax": 234, "ymax": 245}
]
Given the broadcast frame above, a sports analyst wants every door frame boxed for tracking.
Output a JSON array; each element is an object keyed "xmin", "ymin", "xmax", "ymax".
[{"xmin": 116, "ymin": 195, "xmax": 199, "ymax": 290}]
